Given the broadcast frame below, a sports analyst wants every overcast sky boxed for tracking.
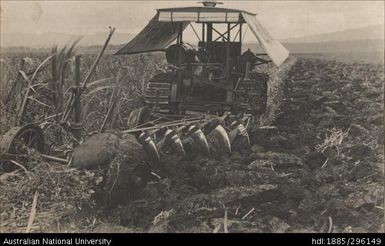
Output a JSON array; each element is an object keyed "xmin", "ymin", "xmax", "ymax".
[{"xmin": 1, "ymin": 0, "xmax": 384, "ymax": 39}]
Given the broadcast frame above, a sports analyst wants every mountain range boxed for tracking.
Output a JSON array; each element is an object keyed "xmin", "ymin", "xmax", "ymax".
[
  {"xmin": 1, "ymin": 24, "xmax": 383, "ymax": 48},
  {"xmin": 282, "ymin": 24, "xmax": 384, "ymax": 43}
]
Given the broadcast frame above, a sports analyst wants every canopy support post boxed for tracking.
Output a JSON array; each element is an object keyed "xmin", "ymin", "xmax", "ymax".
[
  {"xmin": 207, "ymin": 23, "xmax": 213, "ymax": 42},
  {"xmin": 226, "ymin": 23, "xmax": 231, "ymax": 79},
  {"xmin": 239, "ymin": 24, "xmax": 242, "ymax": 43},
  {"xmin": 225, "ymin": 23, "xmax": 232, "ymax": 104},
  {"xmin": 202, "ymin": 23, "xmax": 205, "ymax": 42}
]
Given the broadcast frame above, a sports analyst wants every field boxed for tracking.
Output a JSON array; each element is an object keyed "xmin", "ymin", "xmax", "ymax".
[{"xmin": 0, "ymin": 50, "xmax": 383, "ymax": 232}]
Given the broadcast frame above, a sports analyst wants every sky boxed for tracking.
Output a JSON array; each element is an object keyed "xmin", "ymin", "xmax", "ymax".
[{"xmin": 0, "ymin": 0, "xmax": 384, "ymax": 41}]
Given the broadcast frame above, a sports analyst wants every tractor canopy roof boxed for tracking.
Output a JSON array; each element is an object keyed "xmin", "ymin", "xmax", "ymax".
[
  {"xmin": 115, "ymin": 4, "xmax": 289, "ymax": 66},
  {"xmin": 156, "ymin": 6, "xmax": 255, "ymax": 22}
]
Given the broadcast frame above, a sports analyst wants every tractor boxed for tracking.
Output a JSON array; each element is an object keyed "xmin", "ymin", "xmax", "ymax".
[
  {"xmin": 0, "ymin": 1, "xmax": 289, "ymax": 173},
  {"xmin": 117, "ymin": 1, "xmax": 290, "ymax": 165}
]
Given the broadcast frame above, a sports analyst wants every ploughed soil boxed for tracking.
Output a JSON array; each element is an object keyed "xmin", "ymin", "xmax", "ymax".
[{"xmin": 73, "ymin": 58, "xmax": 384, "ymax": 233}]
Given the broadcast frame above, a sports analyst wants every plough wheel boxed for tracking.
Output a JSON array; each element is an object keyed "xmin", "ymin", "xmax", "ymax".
[
  {"xmin": 0, "ymin": 124, "xmax": 44, "ymax": 156},
  {"xmin": 0, "ymin": 124, "xmax": 45, "ymax": 171}
]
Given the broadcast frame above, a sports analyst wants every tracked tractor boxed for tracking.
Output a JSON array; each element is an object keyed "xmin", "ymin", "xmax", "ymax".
[{"xmin": 116, "ymin": 1, "xmax": 290, "ymax": 166}]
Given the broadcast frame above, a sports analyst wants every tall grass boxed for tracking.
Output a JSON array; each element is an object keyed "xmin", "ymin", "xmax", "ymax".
[{"xmin": 0, "ymin": 50, "xmax": 167, "ymax": 142}]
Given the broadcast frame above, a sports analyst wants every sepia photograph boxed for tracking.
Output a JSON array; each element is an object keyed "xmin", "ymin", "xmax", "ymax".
[{"xmin": 0, "ymin": 0, "xmax": 384, "ymax": 237}]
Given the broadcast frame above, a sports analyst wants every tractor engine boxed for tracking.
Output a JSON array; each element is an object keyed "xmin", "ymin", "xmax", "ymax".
[{"xmin": 144, "ymin": 41, "xmax": 268, "ymax": 116}]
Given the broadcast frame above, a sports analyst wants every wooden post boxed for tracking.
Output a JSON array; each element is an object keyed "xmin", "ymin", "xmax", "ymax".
[
  {"xmin": 61, "ymin": 27, "xmax": 115, "ymax": 124},
  {"xmin": 72, "ymin": 55, "xmax": 82, "ymax": 147}
]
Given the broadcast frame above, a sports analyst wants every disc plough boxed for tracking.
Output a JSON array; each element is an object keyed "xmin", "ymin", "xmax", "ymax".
[{"xmin": 124, "ymin": 107, "xmax": 251, "ymax": 166}]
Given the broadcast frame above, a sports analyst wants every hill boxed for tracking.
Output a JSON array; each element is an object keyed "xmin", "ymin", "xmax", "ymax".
[{"xmin": 283, "ymin": 24, "xmax": 384, "ymax": 43}]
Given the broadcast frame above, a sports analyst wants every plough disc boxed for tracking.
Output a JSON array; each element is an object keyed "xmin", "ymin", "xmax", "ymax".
[
  {"xmin": 185, "ymin": 125, "xmax": 210, "ymax": 156},
  {"xmin": 164, "ymin": 129, "xmax": 186, "ymax": 157},
  {"xmin": 208, "ymin": 124, "xmax": 232, "ymax": 154},
  {"xmin": 138, "ymin": 132, "xmax": 160, "ymax": 166}
]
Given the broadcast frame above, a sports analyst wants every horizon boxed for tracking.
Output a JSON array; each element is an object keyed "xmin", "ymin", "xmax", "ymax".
[{"xmin": 3, "ymin": 22, "xmax": 384, "ymax": 38}]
